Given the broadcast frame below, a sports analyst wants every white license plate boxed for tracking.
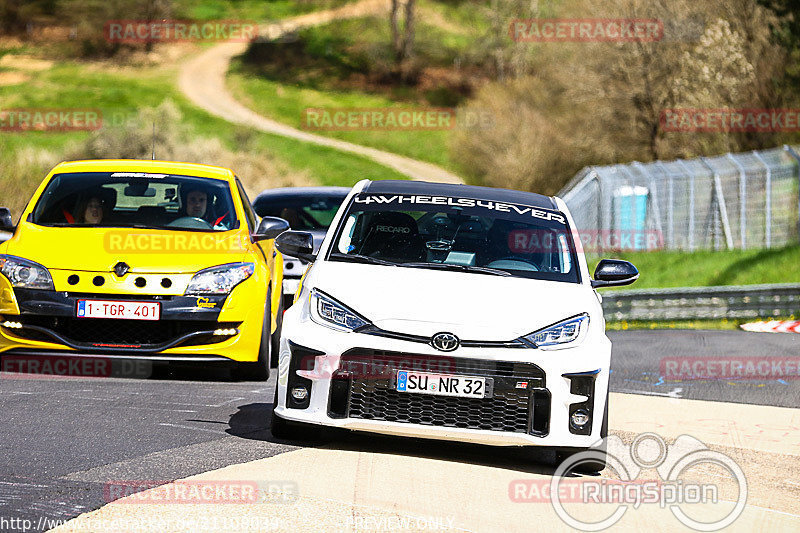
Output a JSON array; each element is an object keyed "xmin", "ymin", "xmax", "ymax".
[
  {"xmin": 77, "ymin": 300, "xmax": 161, "ymax": 321},
  {"xmin": 396, "ymin": 370, "xmax": 487, "ymax": 399}
]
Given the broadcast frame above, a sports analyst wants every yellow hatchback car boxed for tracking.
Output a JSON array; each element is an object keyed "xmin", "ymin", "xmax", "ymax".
[{"xmin": 0, "ymin": 160, "xmax": 288, "ymax": 380}]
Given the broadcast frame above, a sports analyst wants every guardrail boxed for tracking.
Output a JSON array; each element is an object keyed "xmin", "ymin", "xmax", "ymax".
[{"xmin": 601, "ymin": 283, "xmax": 800, "ymax": 321}]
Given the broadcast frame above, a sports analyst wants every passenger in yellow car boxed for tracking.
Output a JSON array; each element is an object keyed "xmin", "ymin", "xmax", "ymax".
[{"xmin": 75, "ymin": 196, "xmax": 105, "ymax": 224}]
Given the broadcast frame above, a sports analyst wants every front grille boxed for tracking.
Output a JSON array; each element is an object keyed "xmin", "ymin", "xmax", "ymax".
[
  {"xmin": 334, "ymin": 350, "xmax": 548, "ymax": 435},
  {"xmin": 349, "ymin": 380, "xmax": 531, "ymax": 432},
  {"xmin": 12, "ymin": 316, "xmax": 237, "ymax": 348}
]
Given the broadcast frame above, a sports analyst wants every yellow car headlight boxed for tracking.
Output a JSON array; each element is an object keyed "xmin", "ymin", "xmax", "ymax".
[{"xmin": 0, "ymin": 255, "xmax": 54, "ymax": 291}]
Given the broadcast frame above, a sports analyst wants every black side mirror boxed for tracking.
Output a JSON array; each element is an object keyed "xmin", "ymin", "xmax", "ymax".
[
  {"xmin": 0, "ymin": 208, "xmax": 14, "ymax": 233},
  {"xmin": 591, "ymin": 259, "xmax": 639, "ymax": 288},
  {"xmin": 275, "ymin": 231, "xmax": 316, "ymax": 263},
  {"xmin": 253, "ymin": 216, "xmax": 290, "ymax": 242}
]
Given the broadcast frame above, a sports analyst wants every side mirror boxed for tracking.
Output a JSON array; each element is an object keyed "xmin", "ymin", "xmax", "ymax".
[
  {"xmin": 0, "ymin": 208, "xmax": 14, "ymax": 233},
  {"xmin": 252, "ymin": 216, "xmax": 290, "ymax": 242},
  {"xmin": 591, "ymin": 259, "xmax": 639, "ymax": 288},
  {"xmin": 275, "ymin": 231, "xmax": 316, "ymax": 263}
]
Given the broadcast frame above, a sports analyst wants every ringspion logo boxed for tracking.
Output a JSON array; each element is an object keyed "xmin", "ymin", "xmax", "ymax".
[{"xmin": 510, "ymin": 433, "xmax": 748, "ymax": 531}]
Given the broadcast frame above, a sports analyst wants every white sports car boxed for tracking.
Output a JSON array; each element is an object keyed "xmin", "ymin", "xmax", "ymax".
[{"xmin": 271, "ymin": 180, "xmax": 638, "ymax": 471}]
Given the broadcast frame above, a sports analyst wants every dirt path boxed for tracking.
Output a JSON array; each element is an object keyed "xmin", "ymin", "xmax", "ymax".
[{"xmin": 177, "ymin": 0, "xmax": 463, "ymax": 185}]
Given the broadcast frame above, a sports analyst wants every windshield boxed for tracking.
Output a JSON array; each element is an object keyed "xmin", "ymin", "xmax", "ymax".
[
  {"xmin": 256, "ymin": 194, "xmax": 345, "ymax": 231},
  {"xmin": 30, "ymin": 172, "xmax": 239, "ymax": 232},
  {"xmin": 328, "ymin": 193, "xmax": 580, "ymax": 283}
]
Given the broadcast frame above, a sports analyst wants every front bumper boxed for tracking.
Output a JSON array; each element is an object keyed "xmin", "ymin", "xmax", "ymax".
[
  {"xmin": 275, "ymin": 315, "xmax": 610, "ymax": 448},
  {"xmin": 0, "ymin": 285, "xmax": 264, "ymax": 362}
]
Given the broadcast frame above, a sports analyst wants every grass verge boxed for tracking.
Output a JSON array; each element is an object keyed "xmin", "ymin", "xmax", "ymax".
[
  {"xmin": 587, "ymin": 245, "xmax": 800, "ymax": 290},
  {"xmin": 0, "ymin": 47, "xmax": 407, "ymax": 213},
  {"xmin": 226, "ymin": 9, "xmax": 483, "ymax": 175}
]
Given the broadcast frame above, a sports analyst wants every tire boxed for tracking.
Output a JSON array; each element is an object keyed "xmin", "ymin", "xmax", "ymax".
[
  {"xmin": 269, "ymin": 388, "xmax": 319, "ymax": 441},
  {"xmin": 269, "ymin": 289, "xmax": 283, "ymax": 368},
  {"xmin": 233, "ymin": 293, "xmax": 271, "ymax": 381},
  {"xmin": 554, "ymin": 395, "xmax": 609, "ymax": 474}
]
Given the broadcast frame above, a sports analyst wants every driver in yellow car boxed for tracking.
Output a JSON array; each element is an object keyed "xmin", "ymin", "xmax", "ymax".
[{"xmin": 185, "ymin": 189, "xmax": 208, "ymax": 219}]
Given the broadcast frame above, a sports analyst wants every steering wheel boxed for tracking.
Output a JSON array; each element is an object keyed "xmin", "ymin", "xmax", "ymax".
[
  {"xmin": 486, "ymin": 257, "xmax": 540, "ymax": 271},
  {"xmin": 166, "ymin": 217, "xmax": 213, "ymax": 230}
]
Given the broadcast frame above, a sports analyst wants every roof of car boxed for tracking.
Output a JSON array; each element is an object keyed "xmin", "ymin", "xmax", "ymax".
[
  {"xmin": 254, "ymin": 186, "xmax": 351, "ymax": 202},
  {"xmin": 51, "ymin": 160, "xmax": 236, "ymax": 181},
  {"xmin": 361, "ymin": 180, "xmax": 558, "ymax": 210}
]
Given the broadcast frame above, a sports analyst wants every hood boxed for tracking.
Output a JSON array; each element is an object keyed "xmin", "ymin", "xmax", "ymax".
[
  {"xmin": 310, "ymin": 262, "xmax": 597, "ymax": 341},
  {"xmin": 5, "ymin": 223, "xmax": 248, "ymax": 273}
]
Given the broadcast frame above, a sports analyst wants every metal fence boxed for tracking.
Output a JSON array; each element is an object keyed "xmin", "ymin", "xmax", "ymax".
[
  {"xmin": 601, "ymin": 283, "xmax": 800, "ymax": 321},
  {"xmin": 560, "ymin": 145, "xmax": 800, "ymax": 251}
]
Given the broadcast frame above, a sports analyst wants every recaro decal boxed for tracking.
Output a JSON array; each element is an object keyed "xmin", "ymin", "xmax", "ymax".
[
  {"xmin": 375, "ymin": 225, "xmax": 411, "ymax": 233},
  {"xmin": 353, "ymin": 195, "xmax": 566, "ymax": 224}
]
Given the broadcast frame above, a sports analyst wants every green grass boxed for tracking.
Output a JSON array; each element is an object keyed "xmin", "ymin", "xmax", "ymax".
[
  {"xmin": 606, "ymin": 319, "xmax": 743, "ymax": 331},
  {"xmin": 226, "ymin": 11, "xmax": 484, "ymax": 174},
  {"xmin": 587, "ymin": 245, "xmax": 800, "ymax": 290},
  {"xmin": 174, "ymin": 0, "xmax": 354, "ymax": 22},
  {"xmin": 0, "ymin": 57, "xmax": 407, "ymax": 201},
  {"xmin": 229, "ymin": 66, "xmax": 456, "ymax": 170}
]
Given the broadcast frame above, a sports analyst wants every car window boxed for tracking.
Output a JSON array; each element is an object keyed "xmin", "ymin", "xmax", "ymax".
[
  {"xmin": 31, "ymin": 172, "xmax": 239, "ymax": 232},
  {"xmin": 256, "ymin": 195, "xmax": 345, "ymax": 231},
  {"xmin": 328, "ymin": 193, "xmax": 580, "ymax": 283}
]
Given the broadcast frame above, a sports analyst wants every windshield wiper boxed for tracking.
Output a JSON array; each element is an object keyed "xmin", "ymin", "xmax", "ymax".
[
  {"xmin": 400, "ymin": 262, "xmax": 512, "ymax": 276},
  {"xmin": 329, "ymin": 253, "xmax": 397, "ymax": 266}
]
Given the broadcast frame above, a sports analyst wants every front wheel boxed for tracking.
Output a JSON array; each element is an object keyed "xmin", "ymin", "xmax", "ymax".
[{"xmin": 270, "ymin": 388, "xmax": 319, "ymax": 441}]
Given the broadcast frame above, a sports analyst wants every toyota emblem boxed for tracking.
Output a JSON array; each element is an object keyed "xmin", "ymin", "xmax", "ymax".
[{"xmin": 431, "ymin": 332, "xmax": 460, "ymax": 352}]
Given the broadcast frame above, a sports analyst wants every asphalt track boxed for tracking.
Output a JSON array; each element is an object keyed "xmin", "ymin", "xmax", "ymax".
[{"xmin": 0, "ymin": 329, "xmax": 798, "ymax": 532}]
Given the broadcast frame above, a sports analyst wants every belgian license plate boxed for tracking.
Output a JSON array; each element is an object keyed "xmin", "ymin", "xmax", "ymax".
[
  {"xmin": 396, "ymin": 370, "xmax": 488, "ymax": 399},
  {"xmin": 77, "ymin": 300, "xmax": 161, "ymax": 321}
]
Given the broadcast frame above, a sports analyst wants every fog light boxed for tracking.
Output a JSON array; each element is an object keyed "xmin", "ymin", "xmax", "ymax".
[
  {"xmin": 291, "ymin": 387, "xmax": 308, "ymax": 401},
  {"xmin": 212, "ymin": 328, "xmax": 238, "ymax": 336},
  {"xmin": 2, "ymin": 321, "xmax": 22, "ymax": 329},
  {"xmin": 571, "ymin": 409, "xmax": 590, "ymax": 429}
]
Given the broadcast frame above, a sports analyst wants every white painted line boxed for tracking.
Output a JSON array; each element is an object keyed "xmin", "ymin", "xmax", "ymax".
[{"xmin": 158, "ymin": 423, "xmax": 228, "ymax": 436}]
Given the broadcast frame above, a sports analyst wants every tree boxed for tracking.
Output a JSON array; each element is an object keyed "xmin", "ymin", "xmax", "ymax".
[{"xmin": 389, "ymin": 0, "xmax": 416, "ymax": 79}]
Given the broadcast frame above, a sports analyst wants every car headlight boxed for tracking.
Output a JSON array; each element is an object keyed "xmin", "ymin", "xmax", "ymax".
[
  {"xmin": 185, "ymin": 263, "xmax": 254, "ymax": 295},
  {"xmin": 309, "ymin": 289, "xmax": 370, "ymax": 332},
  {"xmin": 0, "ymin": 255, "xmax": 54, "ymax": 290},
  {"xmin": 521, "ymin": 313, "xmax": 589, "ymax": 349}
]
